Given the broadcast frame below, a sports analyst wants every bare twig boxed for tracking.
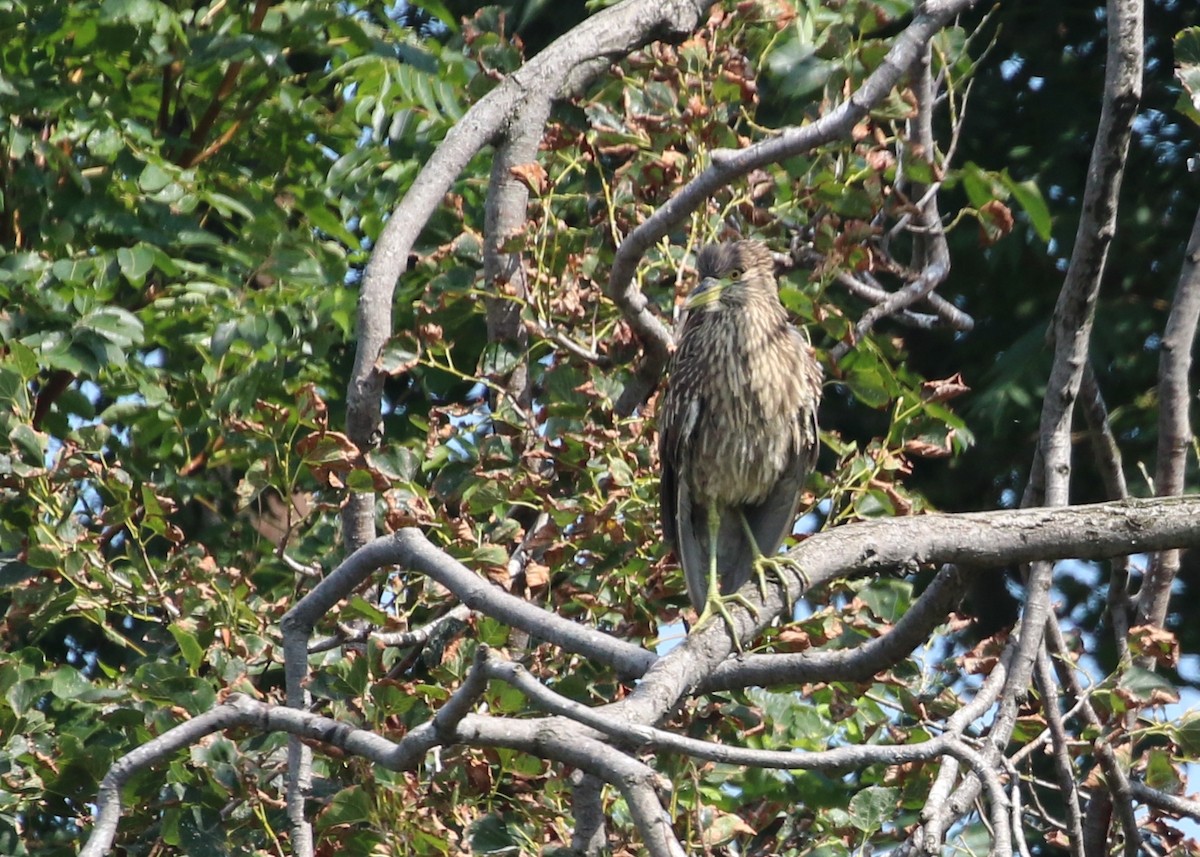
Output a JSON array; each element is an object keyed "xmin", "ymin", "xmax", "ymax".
[
  {"xmin": 320, "ymin": 603, "xmax": 474, "ymax": 651},
  {"xmin": 1128, "ymin": 782, "xmax": 1200, "ymax": 820},
  {"xmin": 1035, "ymin": 651, "xmax": 1087, "ymax": 856},
  {"xmin": 1078, "ymin": 362, "xmax": 1135, "ymax": 663},
  {"xmin": 791, "ymin": 250, "xmax": 975, "ymax": 331},
  {"xmin": 1138, "ymin": 205, "xmax": 1200, "ymax": 630},
  {"xmin": 917, "ymin": 646, "xmax": 1013, "ymax": 849},
  {"xmin": 830, "ymin": 43, "xmax": 952, "ymax": 362}
]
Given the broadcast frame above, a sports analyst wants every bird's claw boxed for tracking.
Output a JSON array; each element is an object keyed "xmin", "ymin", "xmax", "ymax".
[
  {"xmin": 693, "ymin": 591, "xmax": 758, "ymax": 652},
  {"xmin": 752, "ymin": 554, "xmax": 807, "ymax": 618}
]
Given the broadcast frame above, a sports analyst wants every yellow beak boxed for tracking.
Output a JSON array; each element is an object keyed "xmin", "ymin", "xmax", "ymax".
[{"xmin": 684, "ymin": 276, "xmax": 724, "ymax": 310}]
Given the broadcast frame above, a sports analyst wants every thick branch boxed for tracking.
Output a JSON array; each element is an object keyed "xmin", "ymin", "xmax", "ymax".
[
  {"xmin": 83, "ymin": 693, "xmax": 685, "ymax": 857},
  {"xmin": 611, "ymin": 497, "xmax": 1200, "ymax": 732},
  {"xmin": 86, "ymin": 495, "xmax": 1200, "ymax": 856},
  {"xmin": 951, "ymin": 3, "xmax": 1145, "ymax": 851},
  {"xmin": 481, "ymin": 645, "xmax": 991, "ymax": 777},
  {"xmin": 281, "ymin": 530, "xmax": 655, "ymax": 681},
  {"xmin": 480, "ymin": 96, "xmax": 551, "ymax": 405},
  {"xmin": 701, "ymin": 563, "xmax": 966, "ymax": 691}
]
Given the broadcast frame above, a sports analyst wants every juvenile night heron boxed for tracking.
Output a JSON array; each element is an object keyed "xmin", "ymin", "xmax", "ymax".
[{"xmin": 658, "ymin": 240, "xmax": 822, "ymax": 639}]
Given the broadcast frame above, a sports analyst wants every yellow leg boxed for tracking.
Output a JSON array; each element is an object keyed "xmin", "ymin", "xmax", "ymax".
[
  {"xmin": 737, "ymin": 512, "xmax": 807, "ymax": 619},
  {"xmin": 693, "ymin": 503, "xmax": 758, "ymax": 651}
]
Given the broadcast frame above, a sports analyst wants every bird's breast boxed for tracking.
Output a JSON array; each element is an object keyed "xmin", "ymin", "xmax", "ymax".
[{"xmin": 676, "ymin": 314, "xmax": 815, "ymax": 506}]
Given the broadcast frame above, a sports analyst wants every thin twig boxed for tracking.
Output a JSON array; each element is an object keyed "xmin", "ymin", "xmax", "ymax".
[{"xmin": 1139, "ymin": 205, "xmax": 1200, "ymax": 630}]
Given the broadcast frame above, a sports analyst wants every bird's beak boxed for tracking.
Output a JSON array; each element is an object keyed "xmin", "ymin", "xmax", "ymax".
[{"xmin": 684, "ymin": 277, "xmax": 724, "ymax": 310}]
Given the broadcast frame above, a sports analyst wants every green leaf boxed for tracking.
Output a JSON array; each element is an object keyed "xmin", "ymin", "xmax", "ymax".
[
  {"xmin": 1175, "ymin": 26, "xmax": 1200, "ymax": 66},
  {"xmin": 848, "ymin": 785, "xmax": 899, "ymax": 832},
  {"xmin": 5, "ymin": 340, "xmax": 39, "ymax": 380},
  {"xmin": 1118, "ymin": 666, "xmax": 1179, "ymax": 705},
  {"xmin": 117, "ymin": 245, "xmax": 156, "ymax": 286},
  {"xmin": 469, "ymin": 815, "xmax": 518, "ymax": 853},
  {"xmin": 9, "ymin": 424, "xmax": 45, "ymax": 463},
  {"xmin": 7, "ymin": 677, "xmax": 50, "ymax": 715},
  {"xmin": 1144, "ymin": 747, "xmax": 1181, "ymax": 792},
  {"xmin": 341, "ymin": 596, "xmax": 389, "ymax": 625},
  {"xmin": 0, "ymin": 554, "xmax": 40, "ymax": 587},
  {"xmin": 316, "ymin": 785, "xmax": 373, "ymax": 829},
  {"xmin": 346, "ymin": 468, "xmax": 378, "ymax": 491},
  {"xmin": 50, "ymin": 667, "xmax": 92, "ymax": 700},
  {"xmin": 168, "ymin": 623, "xmax": 206, "ymax": 673},
  {"xmin": 858, "ymin": 578, "xmax": 912, "ymax": 623},
  {"xmin": 137, "ymin": 162, "xmax": 174, "ymax": 193},
  {"xmin": 177, "ymin": 806, "xmax": 227, "ymax": 857},
  {"xmin": 844, "ymin": 363, "xmax": 892, "ymax": 409},
  {"xmin": 1003, "ymin": 174, "xmax": 1052, "ymax": 241},
  {"xmin": 75, "ymin": 306, "xmax": 145, "ymax": 349},
  {"xmin": 472, "ymin": 545, "xmax": 508, "ymax": 568},
  {"xmin": 1175, "ymin": 712, "xmax": 1200, "ymax": 755}
]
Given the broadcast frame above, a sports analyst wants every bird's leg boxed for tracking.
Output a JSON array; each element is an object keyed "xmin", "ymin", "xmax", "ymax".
[
  {"xmin": 693, "ymin": 503, "xmax": 758, "ymax": 650},
  {"xmin": 738, "ymin": 512, "xmax": 807, "ymax": 619}
]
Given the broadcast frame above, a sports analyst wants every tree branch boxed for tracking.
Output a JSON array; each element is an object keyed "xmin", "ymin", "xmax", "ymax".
[
  {"xmin": 1035, "ymin": 651, "xmax": 1087, "ymax": 856},
  {"xmin": 701, "ymin": 563, "xmax": 966, "ymax": 691},
  {"xmin": 1020, "ymin": 0, "xmax": 1144, "ymax": 849},
  {"xmin": 1139, "ymin": 205, "xmax": 1200, "ymax": 629},
  {"xmin": 830, "ymin": 42, "xmax": 952, "ymax": 361}
]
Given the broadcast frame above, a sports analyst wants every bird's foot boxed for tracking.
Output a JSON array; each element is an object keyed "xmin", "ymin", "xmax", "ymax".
[
  {"xmin": 751, "ymin": 554, "xmax": 807, "ymax": 618},
  {"xmin": 693, "ymin": 590, "xmax": 759, "ymax": 651}
]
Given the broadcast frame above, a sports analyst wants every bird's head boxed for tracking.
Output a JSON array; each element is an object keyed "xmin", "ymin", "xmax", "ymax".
[{"xmin": 685, "ymin": 240, "xmax": 777, "ymax": 312}]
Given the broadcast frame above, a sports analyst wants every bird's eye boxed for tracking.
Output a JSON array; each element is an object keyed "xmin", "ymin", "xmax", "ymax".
[{"xmin": 729, "ymin": 268, "xmax": 743, "ymax": 280}]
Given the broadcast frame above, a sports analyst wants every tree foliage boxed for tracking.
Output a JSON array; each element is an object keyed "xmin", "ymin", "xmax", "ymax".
[{"xmin": 3, "ymin": 0, "xmax": 1200, "ymax": 855}]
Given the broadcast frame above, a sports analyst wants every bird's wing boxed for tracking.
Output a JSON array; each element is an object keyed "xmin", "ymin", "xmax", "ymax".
[
  {"xmin": 658, "ymin": 393, "xmax": 684, "ymax": 550},
  {"xmin": 741, "ymin": 404, "xmax": 819, "ymax": 562},
  {"xmin": 712, "ymin": 507, "xmax": 756, "ymax": 605},
  {"xmin": 677, "ymin": 472, "xmax": 720, "ymax": 612},
  {"xmin": 660, "ymin": 395, "xmax": 719, "ymax": 612}
]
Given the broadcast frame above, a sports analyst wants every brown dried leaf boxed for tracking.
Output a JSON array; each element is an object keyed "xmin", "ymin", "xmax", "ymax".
[
  {"xmin": 418, "ymin": 323, "xmax": 444, "ymax": 343},
  {"xmin": 465, "ymin": 755, "xmax": 493, "ymax": 794},
  {"xmin": 524, "ymin": 561, "xmax": 551, "ymax": 590},
  {"xmin": 921, "ymin": 373, "xmax": 971, "ymax": 403},
  {"xmin": 866, "ymin": 148, "xmax": 896, "ymax": 172},
  {"xmin": 700, "ymin": 811, "xmax": 756, "ymax": 847},
  {"xmin": 978, "ymin": 199, "xmax": 1015, "ymax": 245},
  {"xmin": 961, "ymin": 635, "xmax": 1005, "ymax": 675},
  {"xmin": 776, "ymin": 626, "xmax": 812, "ymax": 651},
  {"xmin": 903, "ymin": 436, "xmax": 954, "ymax": 458},
  {"xmin": 509, "ymin": 161, "xmax": 549, "ymax": 195},
  {"xmin": 1128, "ymin": 624, "xmax": 1180, "ymax": 668}
]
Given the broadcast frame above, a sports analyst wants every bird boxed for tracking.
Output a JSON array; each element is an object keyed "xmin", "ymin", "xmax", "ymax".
[{"xmin": 658, "ymin": 239, "xmax": 822, "ymax": 641}]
